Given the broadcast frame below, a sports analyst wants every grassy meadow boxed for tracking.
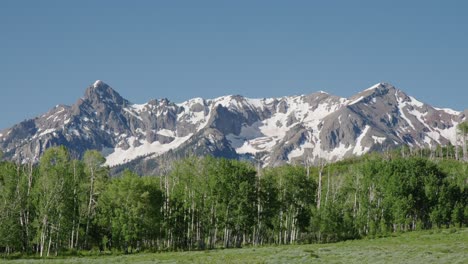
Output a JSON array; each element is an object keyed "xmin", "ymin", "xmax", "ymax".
[{"xmin": 5, "ymin": 228, "xmax": 467, "ymax": 264}]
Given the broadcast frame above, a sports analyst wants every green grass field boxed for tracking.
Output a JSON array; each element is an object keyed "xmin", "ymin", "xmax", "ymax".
[{"xmin": 4, "ymin": 228, "xmax": 467, "ymax": 264}]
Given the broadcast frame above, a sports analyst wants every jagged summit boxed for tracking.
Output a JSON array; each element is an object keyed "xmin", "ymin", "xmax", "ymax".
[
  {"xmin": 93, "ymin": 79, "xmax": 104, "ymax": 88},
  {"xmin": 357, "ymin": 82, "xmax": 397, "ymax": 96},
  {"xmin": 347, "ymin": 82, "xmax": 399, "ymax": 106},
  {"xmin": 83, "ymin": 80, "xmax": 127, "ymax": 107},
  {"xmin": 0, "ymin": 81, "xmax": 464, "ymax": 175},
  {"xmin": 364, "ymin": 82, "xmax": 394, "ymax": 91}
]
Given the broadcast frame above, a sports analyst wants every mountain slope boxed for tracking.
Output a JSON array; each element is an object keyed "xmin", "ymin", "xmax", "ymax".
[{"xmin": 0, "ymin": 81, "xmax": 464, "ymax": 174}]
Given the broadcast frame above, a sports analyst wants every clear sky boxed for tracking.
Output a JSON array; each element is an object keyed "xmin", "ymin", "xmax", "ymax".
[{"xmin": 1, "ymin": 0, "xmax": 467, "ymax": 129}]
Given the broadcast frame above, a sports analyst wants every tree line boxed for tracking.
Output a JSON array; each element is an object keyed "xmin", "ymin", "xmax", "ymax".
[{"xmin": 0, "ymin": 146, "xmax": 466, "ymax": 257}]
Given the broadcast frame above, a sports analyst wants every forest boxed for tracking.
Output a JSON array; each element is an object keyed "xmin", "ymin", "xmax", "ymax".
[{"xmin": 0, "ymin": 145, "xmax": 466, "ymax": 257}]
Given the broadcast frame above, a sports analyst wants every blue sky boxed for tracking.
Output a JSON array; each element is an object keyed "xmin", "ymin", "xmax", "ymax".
[{"xmin": 1, "ymin": 0, "xmax": 467, "ymax": 129}]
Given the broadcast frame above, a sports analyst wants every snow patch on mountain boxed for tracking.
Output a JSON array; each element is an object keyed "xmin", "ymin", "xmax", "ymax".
[
  {"xmin": 321, "ymin": 142, "xmax": 352, "ymax": 160},
  {"xmin": 348, "ymin": 96, "xmax": 365, "ymax": 105},
  {"xmin": 396, "ymin": 92, "xmax": 416, "ymax": 130},
  {"xmin": 372, "ymin": 135, "xmax": 386, "ymax": 144},
  {"xmin": 123, "ymin": 108, "xmax": 143, "ymax": 121},
  {"xmin": 364, "ymin": 82, "xmax": 384, "ymax": 92},
  {"xmin": 177, "ymin": 99, "xmax": 211, "ymax": 130},
  {"xmin": 353, "ymin": 125, "xmax": 371, "ymax": 155},
  {"xmin": 105, "ymin": 134, "xmax": 193, "ymax": 166},
  {"xmin": 287, "ymin": 141, "xmax": 314, "ymax": 160},
  {"xmin": 436, "ymin": 122, "xmax": 459, "ymax": 145},
  {"xmin": 435, "ymin": 107, "xmax": 461, "ymax": 116},
  {"xmin": 38, "ymin": 128, "xmax": 56, "ymax": 137},
  {"xmin": 157, "ymin": 129, "xmax": 176, "ymax": 137},
  {"xmin": 131, "ymin": 103, "xmax": 147, "ymax": 112},
  {"xmin": 409, "ymin": 96, "xmax": 425, "ymax": 108},
  {"xmin": 93, "ymin": 80, "xmax": 103, "ymax": 88},
  {"xmin": 1, "ymin": 80, "xmax": 464, "ymax": 173}
]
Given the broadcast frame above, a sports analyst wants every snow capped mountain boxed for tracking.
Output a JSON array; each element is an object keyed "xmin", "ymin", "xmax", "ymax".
[{"xmin": 0, "ymin": 81, "xmax": 464, "ymax": 175}]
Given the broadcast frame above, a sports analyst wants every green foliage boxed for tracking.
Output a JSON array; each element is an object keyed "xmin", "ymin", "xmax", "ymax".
[
  {"xmin": 98, "ymin": 170, "xmax": 163, "ymax": 252},
  {"xmin": 457, "ymin": 121, "xmax": 468, "ymax": 134},
  {"xmin": 0, "ymin": 146, "xmax": 466, "ymax": 258},
  {"xmin": 82, "ymin": 150, "xmax": 109, "ymax": 248},
  {"xmin": 34, "ymin": 146, "xmax": 75, "ymax": 256},
  {"xmin": 0, "ymin": 162, "xmax": 24, "ymax": 251}
]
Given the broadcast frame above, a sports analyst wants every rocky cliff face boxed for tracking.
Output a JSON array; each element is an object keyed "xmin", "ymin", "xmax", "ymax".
[{"xmin": 0, "ymin": 81, "xmax": 464, "ymax": 174}]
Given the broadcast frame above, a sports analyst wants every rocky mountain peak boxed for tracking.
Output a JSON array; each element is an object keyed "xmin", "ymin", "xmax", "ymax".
[
  {"xmin": 369, "ymin": 82, "xmax": 394, "ymax": 90},
  {"xmin": 83, "ymin": 80, "xmax": 127, "ymax": 107},
  {"xmin": 0, "ymin": 81, "xmax": 464, "ymax": 175},
  {"xmin": 363, "ymin": 82, "xmax": 397, "ymax": 96},
  {"xmin": 347, "ymin": 82, "xmax": 400, "ymax": 106}
]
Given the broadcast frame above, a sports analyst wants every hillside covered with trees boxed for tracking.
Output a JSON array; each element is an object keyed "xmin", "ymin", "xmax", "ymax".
[{"xmin": 0, "ymin": 146, "xmax": 466, "ymax": 257}]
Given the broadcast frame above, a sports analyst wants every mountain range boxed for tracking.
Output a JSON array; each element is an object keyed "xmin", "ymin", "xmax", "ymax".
[{"xmin": 0, "ymin": 80, "xmax": 465, "ymax": 175}]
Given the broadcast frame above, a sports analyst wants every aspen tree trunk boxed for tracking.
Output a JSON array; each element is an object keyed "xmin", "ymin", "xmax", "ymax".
[
  {"xmin": 47, "ymin": 230, "xmax": 52, "ymax": 257},
  {"xmin": 325, "ymin": 167, "xmax": 330, "ymax": 206},
  {"xmin": 85, "ymin": 166, "xmax": 95, "ymax": 248},
  {"xmin": 70, "ymin": 224, "xmax": 74, "ymax": 249},
  {"xmin": 317, "ymin": 161, "xmax": 324, "ymax": 210},
  {"xmin": 184, "ymin": 186, "xmax": 189, "ymax": 249},
  {"xmin": 164, "ymin": 173, "xmax": 171, "ymax": 248},
  {"xmin": 71, "ymin": 161, "xmax": 77, "ymax": 249},
  {"xmin": 74, "ymin": 162, "xmax": 80, "ymax": 249},
  {"xmin": 291, "ymin": 209, "xmax": 299, "ymax": 244},
  {"xmin": 40, "ymin": 216, "xmax": 48, "ymax": 257},
  {"xmin": 213, "ymin": 200, "xmax": 219, "ymax": 248},
  {"xmin": 55, "ymin": 218, "xmax": 61, "ymax": 256},
  {"xmin": 75, "ymin": 221, "xmax": 80, "ymax": 250},
  {"xmin": 278, "ymin": 210, "xmax": 283, "ymax": 244},
  {"xmin": 283, "ymin": 212, "xmax": 287, "ymax": 244},
  {"xmin": 15, "ymin": 163, "xmax": 26, "ymax": 251},
  {"xmin": 25, "ymin": 161, "xmax": 33, "ymax": 251},
  {"xmin": 353, "ymin": 171, "xmax": 359, "ymax": 219},
  {"xmin": 366, "ymin": 184, "xmax": 374, "ymax": 235},
  {"xmin": 255, "ymin": 163, "xmax": 262, "ymax": 246},
  {"xmin": 463, "ymin": 132, "xmax": 467, "ymax": 161},
  {"xmin": 224, "ymin": 207, "xmax": 230, "ymax": 248},
  {"xmin": 285, "ymin": 209, "xmax": 289, "ymax": 244},
  {"xmin": 213, "ymin": 203, "xmax": 218, "ymax": 248},
  {"xmin": 209, "ymin": 203, "xmax": 215, "ymax": 248},
  {"xmin": 190, "ymin": 191, "xmax": 195, "ymax": 249}
]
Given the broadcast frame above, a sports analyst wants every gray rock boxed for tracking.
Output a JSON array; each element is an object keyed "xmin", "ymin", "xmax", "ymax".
[{"xmin": 0, "ymin": 80, "xmax": 464, "ymax": 175}]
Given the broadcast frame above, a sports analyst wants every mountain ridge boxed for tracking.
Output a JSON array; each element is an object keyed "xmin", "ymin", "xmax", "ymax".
[{"xmin": 0, "ymin": 81, "xmax": 464, "ymax": 175}]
